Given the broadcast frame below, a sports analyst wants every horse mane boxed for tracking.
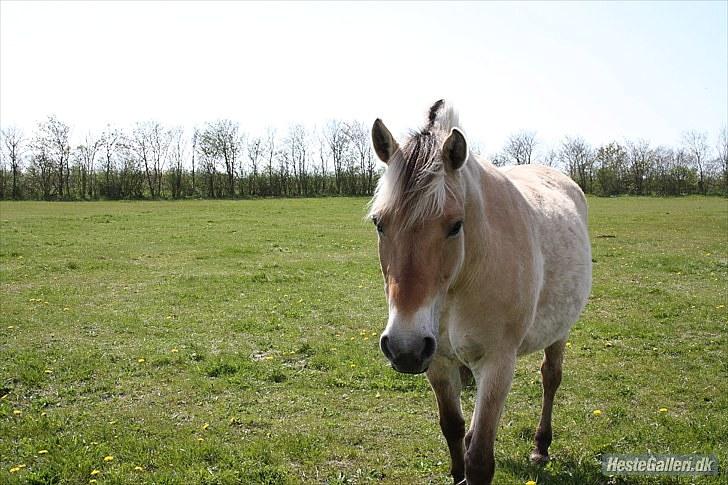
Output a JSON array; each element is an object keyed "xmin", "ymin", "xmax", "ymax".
[{"xmin": 368, "ymin": 100, "xmax": 461, "ymax": 227}]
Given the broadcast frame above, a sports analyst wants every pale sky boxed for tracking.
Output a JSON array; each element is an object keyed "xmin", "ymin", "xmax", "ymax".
[{"xmin": 1, "ymin": 1, "xmax": 726, "ymax": 154}]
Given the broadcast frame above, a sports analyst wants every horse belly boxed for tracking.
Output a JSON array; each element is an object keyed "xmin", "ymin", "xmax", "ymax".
[{"xmin": 515, "ymin": 175, "xmax": 592, "ymax": 355}]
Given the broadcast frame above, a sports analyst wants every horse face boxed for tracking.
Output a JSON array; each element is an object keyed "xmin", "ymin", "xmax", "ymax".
[
  {"xmin": 370, "ymin": 117, "xmax": 469, "ymax": 374},
  {"xmin": 374, "ymin": 204, "xmax": 465, "ymax": 374}
]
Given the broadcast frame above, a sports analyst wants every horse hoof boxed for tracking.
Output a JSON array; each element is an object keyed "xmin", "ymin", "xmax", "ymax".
[{"xmin": 529, "ymin": 451, "xmax": 550, "ymax": 465}]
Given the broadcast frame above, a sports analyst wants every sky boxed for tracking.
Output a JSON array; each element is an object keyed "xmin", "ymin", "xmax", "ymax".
[{"xmin": 1, "ymin": 0, "xmax": 726, "ymax": 155}]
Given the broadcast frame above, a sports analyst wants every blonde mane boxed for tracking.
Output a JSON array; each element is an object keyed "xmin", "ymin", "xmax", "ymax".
[{"xmin": 368, "ymin": 100, "xmax": 462, "ymax": 227}]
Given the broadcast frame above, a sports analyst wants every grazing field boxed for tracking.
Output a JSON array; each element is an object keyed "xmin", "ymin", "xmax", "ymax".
[{"xmin": 1, "ymin": 196, "xmax": 726, "ymax": 484}]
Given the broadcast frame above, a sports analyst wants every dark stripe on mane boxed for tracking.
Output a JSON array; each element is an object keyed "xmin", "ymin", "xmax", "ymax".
[
  {"xmin": 400, "ymin": 131, "xmax": 439, "ymax": 194},
  {"xmin": 426, "ymin": 99, "xmax": 445, "ymax": 130}
]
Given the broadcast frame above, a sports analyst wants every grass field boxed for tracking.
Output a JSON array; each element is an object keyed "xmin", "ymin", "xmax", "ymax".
[{"xmin": 1, "ymin": 196, "xmax": 726, "ymax": 484}]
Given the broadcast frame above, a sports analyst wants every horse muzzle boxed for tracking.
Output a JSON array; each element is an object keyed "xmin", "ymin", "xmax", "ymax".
[{"xmin": 379, "ymin": 333, "xmax": 436, "ymax": 374}]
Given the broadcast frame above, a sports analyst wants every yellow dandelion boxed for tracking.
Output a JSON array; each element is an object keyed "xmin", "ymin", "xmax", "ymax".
[
  {"xmin": 63, "ymin": 307, "xmax": 70, "ymax": 311},
  {"xmin": 375, "ymin": 392, "xmax": 381, "ymax": 398},
  {"xmin": 350, "ymin": 336, "xmax": 355, "ymax": 340},
  {"xmin": 350, "ymin": 363, "xmax": 356, "ymax": 368},
  {"xmin": 9, "ymin": 467, "xmax": 21, "ymax": 473},
  {"xmin": 38, "ymin": 449, "xmax": 49, "ymax": 454},
  {"xmin": 659, "ymin": 407, "xmax": 668, "ymax": 413},
  {"xmin": 13, "ymin": 409, "xmax": 22, "ymax": 415},
  {"xmin": 593, "ymin": 409, "xmax": 602, "ymax": 417},
  {"xmin": 134, "ymin": 466, "xmax": 144, "ymax": 471},
  {"xmin": 90, "ymin": 469, "xmax": 101, "ymax": 476},
  {"xmin": 137, "ymin": 358, "xmax": 145, "ymax": 363},
  {"xmin": 566, "ymin": 342, "xmax": 572, "ymax": 348},
  {"xmin": 263, "ymin": 355, "xmax": 273, "ymax": 361},
  {"xmin": 197, "ymin": 437, "xmax": 204, "ymax": 442},
  {"xmin": 108, "ymin": 420, "xmax": 117, "ymax": 425},
  {"xmin": 90, "ymin": 480, "xmax": 98, "ymax": 484},
  {"xmin": 202, "ymin": 423, "xmax": 209, "ymax": 430},
  {"xmin": 717, "ymin": 305, "xmax": 725, "ymax": 309},
  {"xmin": 526, "ymin": 481, "xmax": 537, "ymax": 485},
  {"xmin": 103, "ymin": 455, "xmax": 114, "ymax": 462},
  {"xmin": 371, "ymin": 332, "xmax": 377, "ymax": 336},
  {"xmin": 7, "ymin": 325, "xmax": 14, "ymax": 329},
  {"xmin": 170, "ymin": 348, "xmax": 179, "ymax": 353}
]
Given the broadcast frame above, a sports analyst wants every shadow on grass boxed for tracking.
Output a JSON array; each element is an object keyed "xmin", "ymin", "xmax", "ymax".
[{"xmin": 499, "ymin": 455, "xmax": 641, "ymax": 485}]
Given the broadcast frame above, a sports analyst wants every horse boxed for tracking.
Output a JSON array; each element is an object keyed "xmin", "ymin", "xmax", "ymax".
[{"xmin": 368, "ymin": 100, "xmax": 592, "ymax": 484}]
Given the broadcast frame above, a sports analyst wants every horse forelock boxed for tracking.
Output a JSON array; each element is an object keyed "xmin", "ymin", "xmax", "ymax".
[
  {"xmin": 368, "ymin": 130, "xmax": 453, "ymax": 228},
  {"xmin": 368, "ymin": 100, "xmax": 462, "ymax": 228}
]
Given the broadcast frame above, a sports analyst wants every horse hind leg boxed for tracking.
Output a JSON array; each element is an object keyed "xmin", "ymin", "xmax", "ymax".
[{"xmin": 530, "ymin": 339, "xmax": 566, "ymax": 464}]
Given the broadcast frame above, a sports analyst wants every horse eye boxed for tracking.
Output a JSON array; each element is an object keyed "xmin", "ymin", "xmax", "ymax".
[
  {"xmin": 372, "ymin": 216, "xmax": 384, "ymax": 235},
  {"xmin": 448, "ymin": 220, "xmax": 463, "ymax": 238}
]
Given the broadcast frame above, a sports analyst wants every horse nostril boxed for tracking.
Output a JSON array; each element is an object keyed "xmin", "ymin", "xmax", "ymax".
[
  {"xmin": 422, "ymin": 336, "xmax": 436, "ymax": 361},
  {"xmin": 380, "ymin": 335, "xmax": 394, "ymax": 361}
]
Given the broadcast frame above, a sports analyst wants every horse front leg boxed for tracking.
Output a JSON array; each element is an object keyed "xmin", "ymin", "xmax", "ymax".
[
  {"xmin": 463, "ymin": 354, "xmax": 516, "ymax": 485},
  {"xmin": 427, "ymin": 358, "xmax": 465, "ymax": 484}
]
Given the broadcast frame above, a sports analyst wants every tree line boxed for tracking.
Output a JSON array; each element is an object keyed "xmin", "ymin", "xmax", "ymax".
[
  {"xmin": 0, "ymin": 117, "xmax": 376, "ymax": 200},
  {"xmin": 1, "ymin": 117, "xmax": 726, "ymax": 200},
  {"xmin": 491, "ymin": 129, "xmax": 728, "ymax": 196}
]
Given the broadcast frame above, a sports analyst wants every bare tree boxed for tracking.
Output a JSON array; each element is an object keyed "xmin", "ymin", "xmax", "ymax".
[
  {"xmin": 28, "ymin": 142, "xmax": 54, "ymax": 200},
  {"xmin": 345, "ymin": 121, "xmax": 374, "ymax": 195},
  {"xmin": 324, "ymin": 120, "xmax": 349, "ymax": 194},
  {"xmin": 75, "ymin": 133, "xmax": 102, "ymax": 199},
  {"xmin": 264, "ymin": 128, "xmax": 277, "ymax": 195},
  {"xmin": 191, "ymin": 128, "xmax": 198, "ymax": 195},
  {"xmin": 285, "ymin": 124, "xmax": 309, "ymax": 196},
  {"xmin": 560, "ymin": 136, "xmax": 593, "ymax": 192},
  {"xmin": 247, "ymin": 135, "xmax": 263, "ymax": 196},
  {"xmin": 100, "ymin": 126, "xmax": 122, "ymax": 198},
  {"xmin": 168, "ymin": 127, "xmax": 186, "ymax": 198},
  {"xmin": 314, "ymin": 129, "xmax": 329, "ymax": 194},
  {"xmin": 35, "ymin": 116, "xmax": 71, "ymax": 198},
  {"xmin": 503, "ymin": 131, "xmax": 538, "ymax": 165},
  {"xmin": 626, "ymin": 139, "xmax": 653, "ymax": 195},
  {"xmin": 131, "ymin": 121, "xmax": 170, "ymax": 198},
  {"xmin": 542, "ymin": 147, "xmax": 558, "ymax": 168},
  {"xmin": 198, "ymin": 120, "xmax": 240, "ymax": 197},
  {"xmin": 682, "ymin": 130, "xmax": 711, "ymax": 194},
  {"xmin": 1, "ymin": 126, "xmax": 24, "ymax": 199}
]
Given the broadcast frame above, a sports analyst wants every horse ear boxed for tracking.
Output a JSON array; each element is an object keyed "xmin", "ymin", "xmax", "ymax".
[
  {"xmin": 442, "ymin": 127, "xmax": 468, "ymax": 171},
  {"xmin": 372, "ymin": 119, "xmax": 397, "ymax": 163}
]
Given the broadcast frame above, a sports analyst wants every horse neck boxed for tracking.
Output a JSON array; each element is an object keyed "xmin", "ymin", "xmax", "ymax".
[{"xmin": 455, "ymin": 156, "xmax": 505, "ymax": 290}]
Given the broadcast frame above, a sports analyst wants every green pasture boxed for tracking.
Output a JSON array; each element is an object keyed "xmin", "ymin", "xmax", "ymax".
[{"xmin": 1, "ymin": 197, "xmax": 726, "ymax": 484}]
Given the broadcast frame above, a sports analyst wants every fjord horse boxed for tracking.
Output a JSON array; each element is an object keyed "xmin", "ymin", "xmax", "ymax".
[{"xmin": 369, "ymin": 100, "xmax": 591, "ymax": 484}]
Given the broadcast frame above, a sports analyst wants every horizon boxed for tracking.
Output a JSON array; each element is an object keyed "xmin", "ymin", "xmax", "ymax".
[{"xmin": 1, "ymin": 1, "xmax": 727, "ymax": 156}]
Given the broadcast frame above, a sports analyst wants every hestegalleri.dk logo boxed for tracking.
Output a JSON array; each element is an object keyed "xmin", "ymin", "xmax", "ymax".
[{"xmin": 602, "ymin": 454, "xmax": 718, "ymax": 476}]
